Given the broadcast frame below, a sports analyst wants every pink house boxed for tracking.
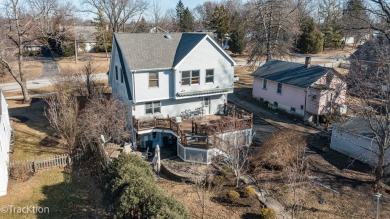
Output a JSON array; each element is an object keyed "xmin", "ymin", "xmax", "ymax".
[{"xmin": 251, "ymin": 58, "xmax": 347, "ymax": 122}]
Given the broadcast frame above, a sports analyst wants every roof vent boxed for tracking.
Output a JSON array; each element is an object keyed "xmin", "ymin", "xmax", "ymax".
[
  {"xmin": 305, "ymin": 57, "xmax": 311, "ymax": 68},
  {"xmin": 164, "ymin": 34, "xmax": 172, "ymax": 40}
]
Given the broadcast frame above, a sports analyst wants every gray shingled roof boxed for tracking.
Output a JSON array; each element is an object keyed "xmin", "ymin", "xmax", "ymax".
[
  {"xmin": 335, "ymin": 118, "xmax": 376, "ymax": 139},
  {"xmin": 114, "ymin": 33, "xmax": 207, "ymax": 70},
  {"xmin": 251, "ymin": 60, "xmax": 333, "ymax": 88}
]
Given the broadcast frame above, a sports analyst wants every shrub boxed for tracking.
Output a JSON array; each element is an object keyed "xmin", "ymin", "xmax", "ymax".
[
  {"xmin": 227, "ymin": 190, "xmax": 240, "ymax": 201},
  {"xmin": 259, "ymin": 207, "xmax": 276, "ymax": 219},
  {"xmin": 103, "ymin": 153, "xmax": 189, "ymax": 218},
  {"xmin": 244, "ymin": 186, "xmax": 256, "ymax": 197},
  {"xmin": 252, "ymin": 129, "xmax": 307, "ymax": 171}
]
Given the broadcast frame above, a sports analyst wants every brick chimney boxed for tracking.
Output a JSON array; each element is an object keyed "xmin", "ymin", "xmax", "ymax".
[{"xmin": 305, "ymin": 57, "xmax": 311, "ymax": 68}]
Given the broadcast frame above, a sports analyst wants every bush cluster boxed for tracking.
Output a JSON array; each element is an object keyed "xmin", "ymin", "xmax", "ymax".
[
  {"xmin": 259, "ymin": 207, "xmax": 276, "ymax": 219},
  {"xmin": 103, "ymin": 154, "xmax": 189, "ymax": 218},
  {"xmin": 227, "ymin": 190, "xmax": 240, "ymax": 201},
  {"xmin": 244, "ymin": 186, "xmax": 256, "ymax": 197}
]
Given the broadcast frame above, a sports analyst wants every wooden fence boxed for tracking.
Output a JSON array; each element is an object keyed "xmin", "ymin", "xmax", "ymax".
[{"xmin": 9, "ymin": 153, "xmax": 83, "ymax": 173}]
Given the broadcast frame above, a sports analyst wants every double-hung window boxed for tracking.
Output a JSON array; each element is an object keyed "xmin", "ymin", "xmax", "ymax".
[
  {"xmin": 149, "ymin": 72, "xmax": 159, "ymax": 87},
  {"xmin": 206, "ymin": 69, "xmax": 214, "ymax": 83},
  {"xmin": 263, "ymin": 79, "xmax": 267, "ymax": 89},
  {"xmin": 277, "ymin": 83, "xmax": 282, "ymax": 94},
  {"xmin": 181, "ymin": 70, "xmax": 200, "ymax": 85},
  {"xmin": 145, "ymin": 102, "xmax": 161, "ymax": 114}
]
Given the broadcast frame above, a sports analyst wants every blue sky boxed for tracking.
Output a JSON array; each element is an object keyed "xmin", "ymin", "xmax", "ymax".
[{"xmin": 75, "ymin": 0, "xmax": 214, "ymax": 20}]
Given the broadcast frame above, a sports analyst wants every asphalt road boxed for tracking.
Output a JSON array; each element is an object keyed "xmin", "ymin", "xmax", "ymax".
[{"xmin": 0, "ymin": 73, "xmax": 108, "ymax": 92}]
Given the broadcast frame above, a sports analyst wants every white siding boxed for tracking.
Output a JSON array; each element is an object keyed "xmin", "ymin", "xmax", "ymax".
[
  {"xmin": 330, "ymin": 129, "xmax": 390, "ymax": 173},
  {"xmin": 133, "ymin": 94, "xmax": 226, "ymax": 118},
  {"xmin": 133, "ymin": 70, "xmax": 174, "ymax": 102},
  {"xmin": 110, "ymin": 39, "xmax": 133, "ymax": 104},
  {"xmin": 175, "ymin": 37, "xmax": 234, "ymax": 95},
  {"xmin": 0, "ymin": 92, "xmax": 11, "ymax": 196}
]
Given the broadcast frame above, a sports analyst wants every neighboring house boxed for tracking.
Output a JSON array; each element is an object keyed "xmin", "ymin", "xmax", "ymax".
[
  {"xmin": 0, "ymin": 91, "xmax": 12, "ymax": 196},
  {"xmin": 349, "ymin": 36, "xmax": 390, "ymax": 75},
  {"xmin": 251, "ymin": 58, "xmax": 347, "ymax": 122},
  {"xmin": 74, "ymin": 26, "xmax": 98, "ymax": 52},
  {"xmin": 24, "ymin": 40, "xmax": 43, "ymax": 53},
  {"xmin": 109, "ymin": 33, "xmax": 253, "ymax": 164},
  {"xmin": 330, "ymin": 118, "xmax": 390, "ymax": 173}
]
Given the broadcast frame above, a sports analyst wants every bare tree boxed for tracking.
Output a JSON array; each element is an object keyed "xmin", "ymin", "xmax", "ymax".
[
  {"xmin": 344, "ymin": 0, "xmax": 390, "ymax": 189},
  {"xmin": 284, "ymin": 135, "xmax": 308, "ymax": 219},
  {"xmin": 214, "ymin": 130, "xmax": 251, "ymax": 187},
  {"xmin": 77, "ymin": 95, "xmax": 129, "ymax": 167},
  {"xmin": 348, "ymin": 39, "xmax": 390, "ymax": 189},
  {"xmin": 246, "ymin": 0, "xmax": 302, "ymax": 63},
  {"xmin": 150, "ymin": 0, "xmax": 162, "ymax": 27},
  {"xmin": 45, "ymin": 93, "xmax": 79, "ymax": 151},
  {"xmin": 0, "ymin": 0, "xmax": 37, "ymax": 102},
  {"xmin": 83, "ymin": 0, "xmax": 149, "ymax": 32}
]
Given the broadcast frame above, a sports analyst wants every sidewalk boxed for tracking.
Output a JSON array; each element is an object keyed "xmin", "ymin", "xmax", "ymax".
[{"xmin": 228, "ymin": 90, "xmax": 319, "ymax": 135}]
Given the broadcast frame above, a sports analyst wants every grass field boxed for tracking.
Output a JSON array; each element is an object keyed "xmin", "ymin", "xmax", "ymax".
[
  {"xmin": 0, "ymin": 61, "xmax": 43, "ymax": 83},
  {"xmin": 7, "ymin": 99, "xmax": 67, "ymax": 161}
]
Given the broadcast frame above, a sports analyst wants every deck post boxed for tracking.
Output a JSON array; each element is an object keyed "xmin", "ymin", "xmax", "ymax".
[{"xmin": 224, "ymin": 103, "xmax": 227, "ymax": 115}]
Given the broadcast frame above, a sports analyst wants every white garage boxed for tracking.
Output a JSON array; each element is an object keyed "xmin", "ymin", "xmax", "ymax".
[{"xmin": 330, "ymin": 118, "xmax": 390, "ymax": 173}]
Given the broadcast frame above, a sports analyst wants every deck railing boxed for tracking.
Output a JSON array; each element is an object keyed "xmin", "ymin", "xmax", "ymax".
[{"xmin": 133, "ymin": 103, "xmax": 253, "ymax": 148}]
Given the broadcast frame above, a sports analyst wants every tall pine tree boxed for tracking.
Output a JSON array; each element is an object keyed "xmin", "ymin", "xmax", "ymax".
[
  {"xmin": 297, "ymin": 16, "xmax": 324, "ymax": 53},
  {"xmin": 176, "ymin": 0, "xmax": 185, "ymax": 31},
  {"xmin": 182, "ymin": 7, "xmax": 194, "ymax": 32},
  {"xmin": 93, "ymin": 6, "xmax": 112, "ymax": 53},
  {"xmin": 341, "ymin": 0, "xmax": 370, "ymax": 47},
  {"xmin": 229, "ymin": 12, "xmax": 246, "ymax": 54},
  {"xmin": 210, "ymin": 5, "xmax": 230, "ymax": 43}
]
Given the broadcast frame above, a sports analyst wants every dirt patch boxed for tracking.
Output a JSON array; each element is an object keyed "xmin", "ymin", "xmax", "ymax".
[
  {"xmin": 157, "ymin": 179, "xmax": 262, "ymax": 219},
  {"xmin": 254, "ymin": 150, "xmax": 390, "ymax": 219}
]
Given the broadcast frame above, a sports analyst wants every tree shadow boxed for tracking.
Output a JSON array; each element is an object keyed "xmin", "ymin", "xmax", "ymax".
[
  {"xmin": 37, "ymin": 166, "xmax": 109, "ymax": 219},
  {"xmin": 8, "ymin": 98, "xmax": 54, "ymax": 135},
  {"xmin": 241, "ymin": 212, "xmax": 262, "ymax": 219}
]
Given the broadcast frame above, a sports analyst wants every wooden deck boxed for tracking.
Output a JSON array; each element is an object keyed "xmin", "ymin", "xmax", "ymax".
[{"xmin": 133, "ymin": 103, "xmax": 253, "ymax": 148}]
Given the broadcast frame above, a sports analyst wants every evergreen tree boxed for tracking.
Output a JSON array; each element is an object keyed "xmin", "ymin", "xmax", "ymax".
[
  {"xmin": 93, "ymin": 7, "xmax": 112, "ymax": 52},
  {"xmin": 229, "ymin": 12, "xmax": 246, "ymax": 54},
  {"xmin": 176, "ymin": 0, "xmax": 185, "ymax": 31},
  {"xmin": 341, "ymin": 0, "xmax": 370, "ymax": 47},
  {"xmin": 135, "ymin": 17, "xmax": 149, "ymax": 33},
  {"xmin": 182, "ymin": 7, "xmax": 194, "ymax": 32},
  {"xmin": 210, "ymin": 5, "xmax": 230, "ymax": 42},
  {"xmin": 297, "ymin": 16, "xmax": 324, "ymax": 53}
]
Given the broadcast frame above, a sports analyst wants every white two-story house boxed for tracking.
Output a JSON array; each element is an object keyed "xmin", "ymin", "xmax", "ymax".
[
  {"xmin": 0, "ymin": 91, "xmax": 11, "ymax": 196},
  {"xmin": 109, "ymin": 33, "xmax": 252, "ymax": 164}
]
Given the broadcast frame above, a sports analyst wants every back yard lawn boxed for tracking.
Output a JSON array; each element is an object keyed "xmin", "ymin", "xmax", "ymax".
[
  {"xmin": 0, "ymin": 168, "xmax": 107, "ymax": 219},
  {"xmin": 7, "ymin": 99, "xmax": 67, "ymax": 161}
]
